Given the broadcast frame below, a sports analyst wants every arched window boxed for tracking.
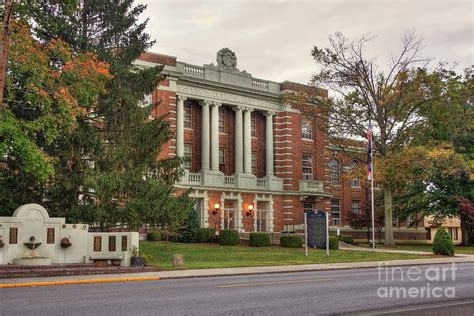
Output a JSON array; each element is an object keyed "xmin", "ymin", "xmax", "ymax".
[
  {"xmin": 329, "ymin": 158, "xmax": 340, "ymax": 185},
  {"xmin": 350, "ymin": 160, "xmax": 360, "ymax": 187}
]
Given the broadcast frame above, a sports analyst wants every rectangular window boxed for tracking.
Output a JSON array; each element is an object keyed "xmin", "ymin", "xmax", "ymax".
[
  {"xmin": 251, "ymin": 112, "xmax": 257, "ymax": 137},
  {"xmin": 121, "ymin": 236, "xmax": 128, "ymax": 251},
  {"xmin": 219, "ymin": 108, "xmax": 225, "ymax": 133},
  {"xmin": 139, "ymin": 93, "xmax": 152, "ymax": 108},
  {"xmin": 251, "ymin": 152, "xmax": 257, "ymax": 175},
  {"xmin": 351, "ymin": 201, "xmax": 360, "ymax": 214},
  {"xmin": 301, "ymin": 118, "xmax": 313, "ymax": 140},
  {"xmin": 219, "ymin": 149, "xmax": 225, "ymax": 173},
  {"xmin": 94, "ymin": 236, "xmax": 102, "ymax": 252},
  {"xmin": 331, "ymin": 199, "xmax": 340, "ymax": 226},
  {"xmin": 9, "ymin": 227, "xmax": 18, "ymax": 244},
  {"xmin": 47, "ymin": 228, "xmax": 55, "ymax": 244},
  {"xmin": 303, "ymin": 203, "xmax": 314, "ymax": 213},
  {"xmin": 351, "ymin": 178, "xmax": 360, "ymax": 187},
  {"xmin": 302, "ymin": 154, "xmax": 313, "ymax": 180},
  {"xmin": 183, "ymin": 144, "xmax": 192, "ymax": 171},
  {"xmin": 454, "ymin": 228, "xmax": 459, "ymax": 240},
  {"xmin": 184, "ymin": 103, "xmax": 192, "ymax": 128},
  {"xmin": 109, "ymin": 236, "xmax": 116, "ymax": 252}
]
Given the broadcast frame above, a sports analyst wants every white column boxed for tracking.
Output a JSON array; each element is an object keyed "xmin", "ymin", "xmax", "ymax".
[
  {"xmin": 265, "ymin": 111, "xmax": 274, "ymax": 176},
  {"xmin": 200, "ymin": 100, "xmax": 210, "ymax": 171},
  {"xmin": 243, "ymin": 108, "xmax": 252, "ymax": 174},
  {"xmin": 234, "ymin": 106, "xmax": 243, "ymax": 174},
  {"xmin": 211, "ymin": 102, "xmax": 221, "ymax": 172},
  {"xmin": 176, "ymin": 95, "xmax": 186, "ymax": 157}
]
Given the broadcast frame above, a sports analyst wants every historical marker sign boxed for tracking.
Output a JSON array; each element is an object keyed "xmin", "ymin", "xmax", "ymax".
[{"xmin": 306, "ymin": 211, "xmax": 327, "ymax": 248}]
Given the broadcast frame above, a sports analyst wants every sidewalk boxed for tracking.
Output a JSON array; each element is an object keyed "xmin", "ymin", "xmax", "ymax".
[{"xmin": 1, "ymin": 256, "xmax": 473, "ymax": 286}]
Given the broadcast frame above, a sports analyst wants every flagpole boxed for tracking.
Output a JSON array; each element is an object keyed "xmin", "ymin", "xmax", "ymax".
[
  {"xmin": 370, "ymin": 123, "xmax": 375, "ymax": 252},
  {"xmin": 371, "ymin": 154, "xmax": 375, "ymax": 251}
]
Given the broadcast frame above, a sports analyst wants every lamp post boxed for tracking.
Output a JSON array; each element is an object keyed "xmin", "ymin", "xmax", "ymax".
[
  {"xmin": 246, "ymin": 205, "xmax": 254, "ymax": 232},
  {"xmin": 213, "ymin": 203, "xmax": 220, "ymax": 232}
]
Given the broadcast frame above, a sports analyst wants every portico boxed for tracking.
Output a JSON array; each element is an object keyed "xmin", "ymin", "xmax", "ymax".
[{"xmin": 176, "ymin": 92, "xmax": 281, "ymax": 192}]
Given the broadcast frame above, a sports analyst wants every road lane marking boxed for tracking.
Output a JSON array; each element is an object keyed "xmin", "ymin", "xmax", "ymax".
[{"xmin": 217, "ymin": 278, "xmax": 332, "ymax": 288}]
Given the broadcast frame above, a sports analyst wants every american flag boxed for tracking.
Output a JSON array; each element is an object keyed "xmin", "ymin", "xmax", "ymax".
[{"xmin": 367, "ymin": 122, "xmax": 373, "ymax": 181}]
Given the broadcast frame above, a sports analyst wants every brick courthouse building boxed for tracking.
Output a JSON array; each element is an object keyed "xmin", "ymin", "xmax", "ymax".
[{"xmin": 136, "ymin": 48, "xmax": 426, "ymax": 240}]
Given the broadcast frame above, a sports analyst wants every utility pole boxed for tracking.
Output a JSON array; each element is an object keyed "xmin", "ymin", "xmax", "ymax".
[{"xmin": 0, "ymin": 0, "xmax": 15, "ymax": 113}]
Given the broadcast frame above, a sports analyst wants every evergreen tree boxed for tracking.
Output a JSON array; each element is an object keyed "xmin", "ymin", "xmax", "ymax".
[{"xmin": 14, "ymin": 0, "xmax": 191, "ymax": 228}]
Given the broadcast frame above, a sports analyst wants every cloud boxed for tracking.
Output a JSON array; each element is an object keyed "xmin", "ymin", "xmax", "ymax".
[{"xmin": 137, "ymin": 0, "xmax": 473, "ymax": 82}]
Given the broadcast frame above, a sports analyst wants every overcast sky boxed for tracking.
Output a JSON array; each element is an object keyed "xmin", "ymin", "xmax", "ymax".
[{"xmin": 137, "ymin": 0, "xmax": 473, "ymax": 84}]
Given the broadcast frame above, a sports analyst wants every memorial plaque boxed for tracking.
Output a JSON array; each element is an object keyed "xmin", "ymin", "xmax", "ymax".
[{"xmin": 306, "ymin": 211, "xmax": 327, "ymax": 248}]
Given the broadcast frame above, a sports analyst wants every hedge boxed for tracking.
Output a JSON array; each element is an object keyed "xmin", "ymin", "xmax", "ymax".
[
  {"xmin": 329, "ymin": 236, "xmax": 339, "ymax": 250},
  {"xmin": 280, "ymin": 235, "xmax": 303, "ymax": 248},
  {"xmin": 341, "ymin": 235, "xmax": 354, "ymax": 244},
  {"xmin": 218, "ymin": 229, "xmax": 240, "ymax": 246},
  {"xmin": 146, "ymin": 231, "xmax": 161, "ymax": 242},
  {"xmin": 249, "ymin": 232, "xmax": 271, "ymax": 247},
  {"xmin": 432, "ymin": 227, "xmax": 455, "ymax": 256},
  {"xmin": 196, "ymin": 228, "xmax": 216, "ymax": 243}
]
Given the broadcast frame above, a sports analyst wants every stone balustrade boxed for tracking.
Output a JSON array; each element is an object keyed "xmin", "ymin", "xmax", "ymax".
[
  {"xmin": 183, "ymin": 63, "xmax": 205, "ymax": 77},
  {"xmin": 251, "ymin": 78, "xmax": 269, "ymax": 89},
  {"xmin": 179, "ymin": 172, "xmax": 283, "ymax": 191}
]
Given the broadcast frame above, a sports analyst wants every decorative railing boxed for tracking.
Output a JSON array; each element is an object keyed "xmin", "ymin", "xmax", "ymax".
[
  {"xmin": 188, "ymin": 172, "xmax": 201, "ymax": 184},
  {"xmin": 183, "ymin": 63, "xmax": 204, "ymax": 77},
  {"xmin": 257, "ymin": 178, "xmax": 267, "ymax": 187},
  {"xmin": 251, "ymin": 78, "xmax": 269, "ymax": 89},
  {"xmin": 224, "ymin": 176, "xmax": 235, "ymax": 186}
]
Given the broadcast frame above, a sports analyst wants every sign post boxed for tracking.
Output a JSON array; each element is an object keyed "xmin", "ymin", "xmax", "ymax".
[
  {"xmin": 304, "ymin": 212, "xmax": 308, "ymax": 257},
  {"xmin": 326, "ymin": 211, "xmax": 329, "ymax": 256}
]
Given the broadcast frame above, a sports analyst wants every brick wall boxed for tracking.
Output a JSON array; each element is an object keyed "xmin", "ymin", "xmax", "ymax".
[{"xmin": 138, "ymin": 52, "xmax": 177, "ymax": 67}]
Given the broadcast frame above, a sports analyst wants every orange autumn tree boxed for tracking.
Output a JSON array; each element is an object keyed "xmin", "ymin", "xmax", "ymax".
[{"xmin": 0, "ymin": 21, "xmax": 111, "ymax": 213}]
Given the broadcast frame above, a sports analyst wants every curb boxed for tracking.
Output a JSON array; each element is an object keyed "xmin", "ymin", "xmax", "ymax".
[
  {"xmin": 156, "ymin": 259, "xmax": 474, "ymax": 280},
  {"xmin": 0, "ymin": 276, "xmax": 160, "ymax": 288}
]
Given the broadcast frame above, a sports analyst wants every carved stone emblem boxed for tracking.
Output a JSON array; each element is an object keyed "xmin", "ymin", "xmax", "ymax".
[{"xmin": 217, "ymin": 48, "xmax": 237, "ymax": 68}]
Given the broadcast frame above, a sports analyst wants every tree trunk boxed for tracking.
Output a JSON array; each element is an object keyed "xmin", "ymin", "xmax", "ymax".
[
  {"xmin": 460, "ymin": 215, "xmax": 472, "ymax": 246},
  {"xmin": 0, "ymin": 1, "xmax": 14, "ymax": 113},
  {"xmin": 383, "ymin": 185, "xmax": 395, "ymax": 246}
]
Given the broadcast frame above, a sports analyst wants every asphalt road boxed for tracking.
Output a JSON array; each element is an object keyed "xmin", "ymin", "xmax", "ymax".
[{"xmin": 1, "ymin": 263, "xmax": 473, "ymax": 315}]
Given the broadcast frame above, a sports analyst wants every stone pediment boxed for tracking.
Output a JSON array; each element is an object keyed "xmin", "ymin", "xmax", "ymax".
[{"xmin": 203, "ymin": 47, "xmax": 251, "ymax": 77}]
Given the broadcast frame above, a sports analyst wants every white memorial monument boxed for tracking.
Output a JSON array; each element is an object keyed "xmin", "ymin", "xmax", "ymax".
[{"xmin": 0, "ymin": 204, "xmax": 139, "ymax": 266}]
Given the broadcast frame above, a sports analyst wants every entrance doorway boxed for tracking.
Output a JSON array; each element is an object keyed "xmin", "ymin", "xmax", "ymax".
[
  {"xmin": 256, "ymin": 201, "xmax": 267, "ymax": 232},
  {"xmin": 223, "ymin": 201, "xmax": 235, "ymax": 230}
]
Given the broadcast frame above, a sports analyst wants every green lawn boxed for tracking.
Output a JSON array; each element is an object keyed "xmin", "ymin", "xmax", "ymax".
[
  {"xmin": 140, "ymin": 241, "xmax": 431, "ymax": 270},
  {"xmin": 359, "ymin": 243, "xmax": 474, "ymax": 254}
]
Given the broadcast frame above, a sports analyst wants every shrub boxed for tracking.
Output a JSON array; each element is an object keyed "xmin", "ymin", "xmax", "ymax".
[
  {"xmin": 280, "ymin": 235, "xmax": 303, "ymax": 248},
  {"xmin": 196, "ymin": 228, "xmax": 216, "ymax": 243},
  {"xmin": 249, "ymin": 232, "xmax": 271, "ymax": 247},
  {"xmin": 147, "ymin": 231, "xmax": 161, "ymax": 242},
  {"xmin": 218, "ymin": 229, "xmax": 240, "ymax": 246},
  {"xmin": 329, "ymin": 236, "xmax": 339, "ymax": 250},
  {"xmin": 140, "ymin": 251, "xmax": 154, "ymax": 266},
  {"xmin": 341, "ymin": 235, "xmax": 354, "ymax": 244},
  {"xmin": 432, "ymin": 227, "xmax": 455, "ymax": 256}
]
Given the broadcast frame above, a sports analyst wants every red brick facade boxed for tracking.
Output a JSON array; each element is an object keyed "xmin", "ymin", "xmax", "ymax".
[{"xmin": 136, "ymin": 51, "xmax": 420, "ymax": 240}]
